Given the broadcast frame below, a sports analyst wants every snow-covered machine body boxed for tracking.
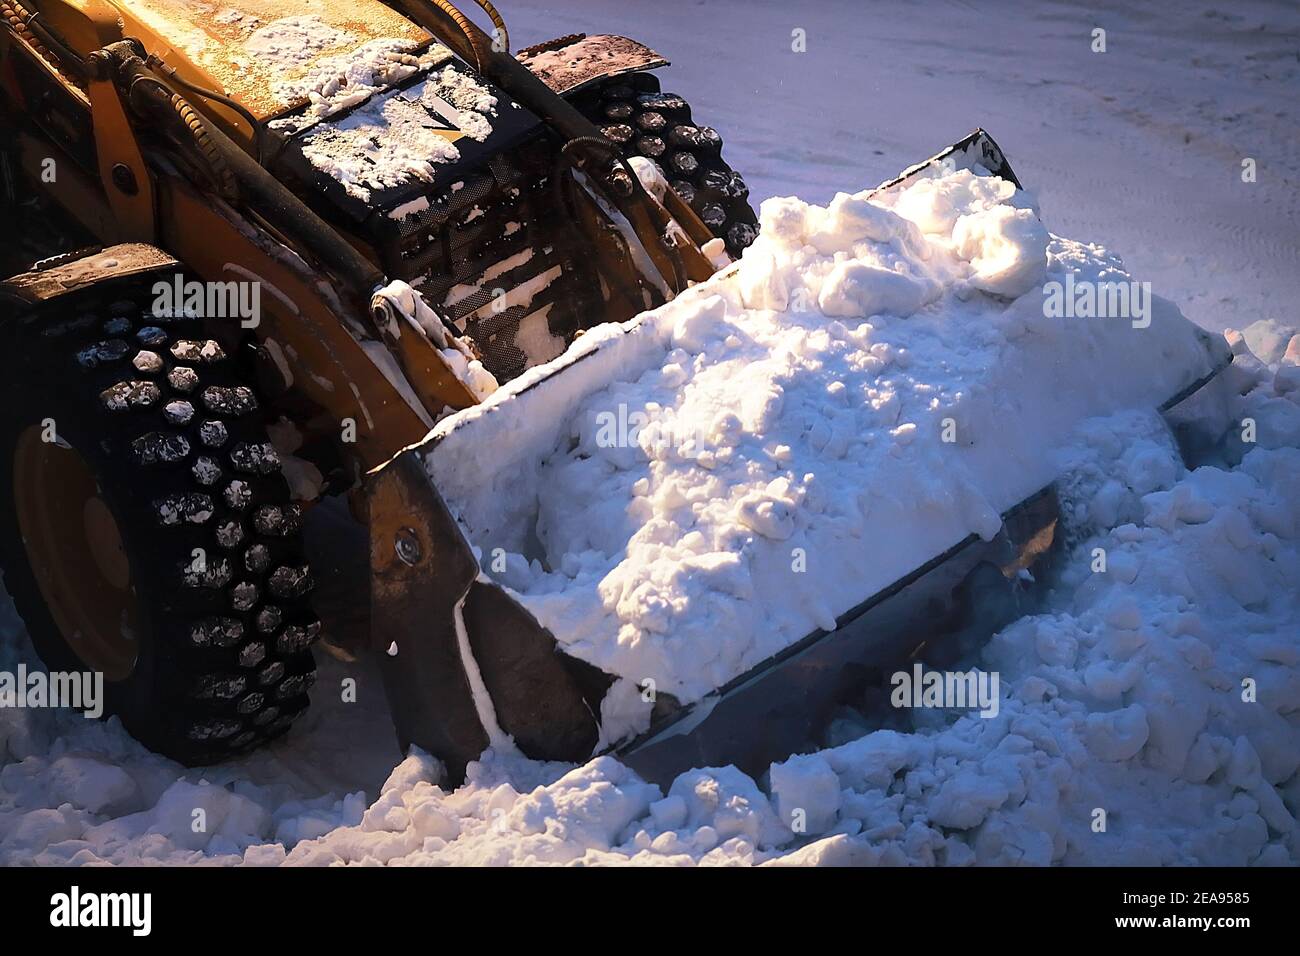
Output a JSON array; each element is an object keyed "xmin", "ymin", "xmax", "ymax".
[{"xmin": 0, "ymin": 0, "xmax": 1229, "ymax": 782}]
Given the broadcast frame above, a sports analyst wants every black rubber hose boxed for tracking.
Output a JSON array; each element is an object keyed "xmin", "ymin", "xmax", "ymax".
[
  {"xmin": 425, "ymin": 0, "xmax": 491, "ymax": 70},
  {"xmin": 146, "ymin": 56, "xmax": 266, "ymax": 166},
  {"xmin": 0, "ymin": 0, "xmax": 85, "ymax": 78},
  {"xmin": 127, "ymin": 74, "xmax": 239, "ymax": 198},
  {"xmin": 15, "ymin": 9, "xmax": 82, "ymax": 69},
  {"xmin": 469, "ymin": 0, "xmax": 508, "ymax": 53}
]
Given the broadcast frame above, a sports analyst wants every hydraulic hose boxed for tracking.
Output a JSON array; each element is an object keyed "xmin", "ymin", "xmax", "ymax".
[
  {"xmin": 145, "ymin": 55, "xmax": 265, "ymax": 166},
  {"xmin": 126, "ymin": 73, "xmax": 239, "ymax": 199},
  {"xmin": 120, "ymin": 54, "xmax": 386, "ymax": 301},
  {"xmin": 426, "ymin": 0, "xmax": 492, "ymax": 70},
  {"xmin": 0, "ymin": 0, "xmax": 85, "ymax": 83},
  {"xmin": 470, "ymin": 0, "xmax": 508, "ymax": 53},
  {"xmin": 0, "ymin": 0, "xmax": 43, "ymax": 55},
  {"xmin": 420, "ymin": 0, "xmax": 510, "ymax": 68}
]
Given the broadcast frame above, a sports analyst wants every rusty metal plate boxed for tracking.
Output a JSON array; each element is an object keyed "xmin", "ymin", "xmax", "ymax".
[
  {"xmin": 517, "ymin": 34, "xmax": 668, "ymax": 96},
  {"xmin": 0, "ymin": 243, "xmax": 177, "ymax": 304}
]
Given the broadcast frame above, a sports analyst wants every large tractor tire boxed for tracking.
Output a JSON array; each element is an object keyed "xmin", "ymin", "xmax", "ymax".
[
  {"xmin": 0, "ymin": 267, "xmax": 320, "ymax": 763},
  {"xmin": 574, "ymin": 75, "xmax": 760, "ymax": 258}
]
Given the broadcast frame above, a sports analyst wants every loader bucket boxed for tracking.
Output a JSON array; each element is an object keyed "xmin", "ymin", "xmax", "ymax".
[{"xmin": 366, "ymin": 131, "xmax": 1233, "ymax": 786}]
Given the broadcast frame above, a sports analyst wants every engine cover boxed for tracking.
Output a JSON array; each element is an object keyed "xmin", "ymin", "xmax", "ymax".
[
  {"xmin": 109, "ymin": 0, "xmax": 431, "ymax": 120},
  {"xmin": 272, "ymin": 57, "xmax": 542, "ymax": 229},
  {"xmin": 271, "ymin": 56, "xmax": 605, "ymax": 382}
]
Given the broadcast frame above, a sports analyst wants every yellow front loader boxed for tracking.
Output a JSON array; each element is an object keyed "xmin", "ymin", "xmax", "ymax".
[{"xmin": 0, "ymin": 0, "xmax": 1228, "ymax": 785}]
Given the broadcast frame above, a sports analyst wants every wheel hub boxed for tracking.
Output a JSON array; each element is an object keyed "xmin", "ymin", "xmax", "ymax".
[{"xmin": 13, "ymin": 426, "xmax": 140, "ymax": 680}]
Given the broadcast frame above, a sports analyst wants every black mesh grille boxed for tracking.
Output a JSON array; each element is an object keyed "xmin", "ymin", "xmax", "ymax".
[{"xmin": 388, "ymin": 138, "xmax": 602, "ymax": 384}]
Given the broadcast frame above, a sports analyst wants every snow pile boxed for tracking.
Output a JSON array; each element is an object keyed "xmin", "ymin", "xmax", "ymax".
[
  {"xmin": 243, "ymin": 15, "xmax": 357, "ymax": 70},
  {"xmin": 2, "ymin": 0, "xmax": 1296, "ymax": 870},
  {"xmin": 758, "ymin": 411, "xmax": 1298, "ymax": 866},
  {"xmin": 2, "ymin": 231, "xmax": 1296, "ymax": 870},
  {"xmin": 238, "ymin": 11, "xmax": 460, "ymax": 136},
  {"xmin": 262, "ymin": 334, "xmax": 1292, "ymax": 868},
  {"xmin": 4, "ymin": 357, "xmax": 1296, "ymax": 864},
  {"xmin": 424, "ymin": 164, "xmax": 1221, "ymax": 726},
  {"xmin": 289, "ymin": 64, "xmax": 498, "ymax": 201},
  {"xmin": 276, "ymin": 750, "xmax": 791, "ymax": 866},
  {"xmin": 271, "ymin": 40, "xmax": 443, "ymax": 129},
  {"xmin": 268, "ymin": 405, "xmax": 1300, "ymax": 867},
  {"xmin": 0, "ymin": 639, "xmax": 385, "ymax": 865},
  {"xmin": 423, "ymin": 64, "xmax": 499, "ymax": 141}
]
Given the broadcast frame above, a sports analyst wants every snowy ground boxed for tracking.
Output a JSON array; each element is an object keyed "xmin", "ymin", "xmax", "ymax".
[{"xmin": 2, "ymin": 0, "xmax": 1298, "ymax": 866}]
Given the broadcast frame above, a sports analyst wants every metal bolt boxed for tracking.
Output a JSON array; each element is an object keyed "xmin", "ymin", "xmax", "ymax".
[
  {"xmin": 111, "ymin": 163, "xmax": 138, "ymax": 196},
  {"xmin": 394, "ymin": 528, "xmax": 421, "ymax": 566},
  {"xmin": 608, "ymin": 167, "xmax": 635, "ymax": 197}
]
